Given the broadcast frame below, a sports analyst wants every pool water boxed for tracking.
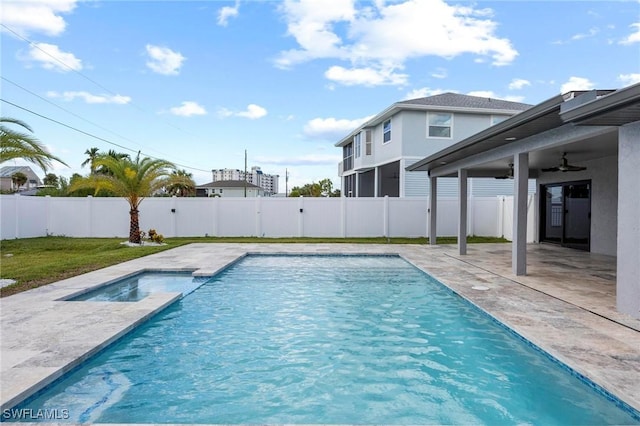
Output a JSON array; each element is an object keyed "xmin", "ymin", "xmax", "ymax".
[
  {"xmin": 12, "ymin": 255, "xmax": 639, "ymax": 424},
  {"xmin": 68, "ymin": 272, "xmax": 208, "ymax": 302}
]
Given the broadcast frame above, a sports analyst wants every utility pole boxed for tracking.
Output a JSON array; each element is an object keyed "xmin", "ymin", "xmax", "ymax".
[
  {"xmin": 244, "ymin": 149, "xmax": 247, "ymax": 198},
  {"xmin": 285, "ymin": 168, "xmax": 289, "ymax": 197}
]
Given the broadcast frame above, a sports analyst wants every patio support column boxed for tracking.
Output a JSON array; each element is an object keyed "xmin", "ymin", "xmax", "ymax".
[
  {"xmin": 355, "ymin": 172, "xmax": 359, "ymax": 197},
  {"xmin": 617, "ymin": 121, "xmax": 640, "ymax": 319},
  {"xmin": 429, "ymin": 176, "xmax": 437, "ymax": 245},
  {"xmin": 458, "ymin": 169, "xmax": 468, "ymax": 255},
  {"xmin": 512, "ymin": 152, "xmax": 529, "ymax": 275}
]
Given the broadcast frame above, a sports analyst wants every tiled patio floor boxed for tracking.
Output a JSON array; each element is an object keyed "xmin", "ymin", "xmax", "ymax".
[{"xmin": 1, "ymin": 243, "xmax": 639, "ymax": 420}]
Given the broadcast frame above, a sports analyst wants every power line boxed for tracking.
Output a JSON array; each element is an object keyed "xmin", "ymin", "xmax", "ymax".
[
  {"xmin": 0, "ymin": 23, "xmax": 192, "ymax": 135},
  {"xmin": 1, "ymin": 76, "xmax": 201, "ymax": 165},
  {"xmin": 1, "ymin": 98, "xmax": 212, "ymax": 173}
]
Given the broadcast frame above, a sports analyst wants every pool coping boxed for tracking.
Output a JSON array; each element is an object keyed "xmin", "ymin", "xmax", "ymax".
[{"xmin": 1, "ymin": 243, "xmax": 639, "ymax": 422}]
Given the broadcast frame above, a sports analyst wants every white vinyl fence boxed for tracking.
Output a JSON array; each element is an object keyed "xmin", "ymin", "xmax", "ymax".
[{"xmin": 0, "ymin": 195, "xmax": 536, "ymax": 241}]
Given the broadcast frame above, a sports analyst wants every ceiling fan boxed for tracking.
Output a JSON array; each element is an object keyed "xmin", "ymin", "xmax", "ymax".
[
  {"xmin": 495, "ymin": 163, "xmax": 513, "ymax": 179},
  {"xmin": 541, "ymin": 153, "xmax": 586, "ymax": 173}
]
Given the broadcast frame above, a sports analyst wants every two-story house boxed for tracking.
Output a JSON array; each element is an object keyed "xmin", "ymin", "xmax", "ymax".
[{"xmin": 336, "ymin": 93, "xmax": 532, "ymax": 197}]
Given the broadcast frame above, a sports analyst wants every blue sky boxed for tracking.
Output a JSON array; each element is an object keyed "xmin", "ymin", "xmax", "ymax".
[{"xmin": 2, "ymin": 0, "xmax": 639, "ymax": 191}]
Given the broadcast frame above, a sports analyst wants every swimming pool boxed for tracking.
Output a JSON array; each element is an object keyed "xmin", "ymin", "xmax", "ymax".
[
  {"xmin": 67, "ymin": 271, "xmax": 208, "ymax": 302},
  {"xmin": 8, "ymin": 255, "xmax": 639, "ymax": 424}
]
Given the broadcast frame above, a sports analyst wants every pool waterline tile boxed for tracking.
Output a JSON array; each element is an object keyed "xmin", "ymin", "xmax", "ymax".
[{"xmin": 1, "ymin": 243, "xmax": 639, "ymax": 419}]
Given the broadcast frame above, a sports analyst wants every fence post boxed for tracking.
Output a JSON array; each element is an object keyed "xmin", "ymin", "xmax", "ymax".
[
  {"xmin": 171, "ymin": 196, "xmax": 177, "ymax": 237},
  {"xmin": 497, "ymin": 196, "xmax": 505, "ymax": 238},
  {"xmin": 87, "ymin": 196, "xmax": 93, "ymax": 237},
  {"xmin": 341, "ymin": 196, "xmax": 347, "ymax": 238},
  {"xmin": 14, "ymin": 193, "xmax": 20, "ymax": 239},
  {"xmin": 212, "ymin": 196, "xmax": 219, "ymax": 237},
  {"xmin": 298, "ymin": 196, "xmax": 304, "ymax": 237},
  {"xmin": 45, "ymin": 195, "xmax": 51, "ymax": 236},
  {"xmin": 468, "ymin": 195, "xmax": 475, "ymax": 237},
  {"xmin": 383, "ymin": 195, "xmax": 389, "ymax": 238},
  {"xmin": 255, "ymin": 196, "xmax": 262, "ymax": 237}
]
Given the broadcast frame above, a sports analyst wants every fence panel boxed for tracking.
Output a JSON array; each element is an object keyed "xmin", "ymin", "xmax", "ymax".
[
  {"xmin": 471, "ymin": 197, "xmax": 500, "ymax": 237},
  {"xmin": 0, "ymin": 194, "xmax": 536, "ymax": 240},
  {"xmin": 388, "ymin": 198, "xmax": 428, "ymax": 237},
  {"xmin": 345, "ymin": 198, "xmax": 385, "ymax": 237},
  {"xmin": 259, "ymin": 198, "xmax": 300, "ymax": 237},
  {"xmin": 301, "ymin": 198, "xmax": 342, "ymax": 237}
]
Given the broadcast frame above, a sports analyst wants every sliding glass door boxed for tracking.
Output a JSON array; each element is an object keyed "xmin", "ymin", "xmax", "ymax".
[{"xmin": 540, "ymin": 180, "xmax": 591, "ymax": 251}]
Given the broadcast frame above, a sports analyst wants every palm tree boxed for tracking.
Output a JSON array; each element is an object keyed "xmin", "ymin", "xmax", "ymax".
[
  {"xmin": 95, "ymin": 150, "xmax": 131, "ymax": 175},
  {"xmin": 166, "ymin": 169, "xmax": 196, "ymax": 197},
  {"xmin": 11, "ymin": 171, "xmax": 27, "ymax": 191},
  {"xmin": 0, "ymin": 117, "xmax": 68, "ymax": 172},
  {"xmin": 81, "ymin": 147, "xmax": 100, "ymax": 174},
  {"xmin": 69, "ymin": 153, "xmax": 179, "ymax": 244}
]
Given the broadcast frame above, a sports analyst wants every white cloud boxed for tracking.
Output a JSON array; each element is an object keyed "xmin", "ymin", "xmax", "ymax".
[
  {"xmin": 508, "ymin": 78, "xmax": 531, "ymax": 90},
  {"xmin": 145, "ymin": 44, "xmax": 185, "ymax": 75},
  {"xmin": 276, "ymin": 0, "xmax": 518, "ymax": 87},
  {"xmin": 324, "ymin": 65, "xmax": 408, "ymax": 86},
  {"xmin": 22, "ymin": 42, "xmax": 82, "ymax": 72},
  {"xmin": 430, "ymin": 68, "xmax": 447, "ymax": 79},
  {"xmin": 571, "ymin": 27, "xmax": 600, "ymax": 41},
  {"xmin": 618, "ymin": 73, "xmax": 640, "ymax": 86},
  {"xmin": 237, "ymin": 104, "xmax": 268, "ymax": 119},
  {"xmin": 47, "ymin": 91, "xmax": 131, "ymax": 104},
  {"xmin": 303, "ymin": 115, "xmax": 373, "ymax": 140},
  {"xmin": 620, "ymin": 22, "xmax": 640, "ymax": 44},
  {"xmin": 467, "ymin": 90, "xmax": 525, "ymax": 103},
  {"xmin": 560, "ymin": 76, "xmax": 595, "ymax": 94},
  {"xmin": 255, "ymin": 154, "xmax": 342, "ymax": 166},
  {"xmin": 404, "ymin": 87, "xmax": 450, "ymax": 100},
  {"xmin": 169, "ymin": 101, "xmax": 207, "ymax": 117},
  {"xmin": 218, "ymin": 1, "xmax": 240, "ymax": 26},
  {"xmin": 0, "ymin": 0, "xmax": 77, "ymax": 37},
  {"xmin": 218, "ymin": 104, "xmax": 268, "ymax": 119}
]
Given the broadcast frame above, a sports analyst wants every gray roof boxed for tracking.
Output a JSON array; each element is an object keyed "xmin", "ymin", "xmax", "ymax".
[
  {"xmin": 0, "ymin": 166, "xmax": 36, "ymax": 178},
  {"xmin": 402, "ymin": 92, "xmax": 532, "ymax": 111},
  {"xmin": 197, "ymin": 180, "xmax": 262, "ymax": 189}
]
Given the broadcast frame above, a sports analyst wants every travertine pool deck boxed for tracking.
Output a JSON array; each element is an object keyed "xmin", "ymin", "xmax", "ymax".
[{"xmin": 1, "ymin": 243, "xmax": 639, "ymax": 421}]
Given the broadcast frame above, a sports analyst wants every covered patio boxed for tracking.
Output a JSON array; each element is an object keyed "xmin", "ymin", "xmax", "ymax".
[{"xmin": 408, "ymin": 83, "xmax": 640, "ymax": 320}]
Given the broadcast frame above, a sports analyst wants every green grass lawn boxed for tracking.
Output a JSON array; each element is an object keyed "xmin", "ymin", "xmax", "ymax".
[{"xmin": 0, "ymin": 235, "xmax": 508, "ymax": 297}]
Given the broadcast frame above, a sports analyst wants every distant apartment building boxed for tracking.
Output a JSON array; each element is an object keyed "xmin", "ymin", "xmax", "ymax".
[{"xmin": 210, "ymin": 166, "xmax": 279, "ymax": 195}]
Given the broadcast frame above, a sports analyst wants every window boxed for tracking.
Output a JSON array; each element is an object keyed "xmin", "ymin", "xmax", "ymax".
[
  {"xmin": 491, "ymin": 115, "xmax": 508, "ymax": 125},
  {"xmin": 428, "ymin": 113, "xmax": 452, "ymax": 138},
  {"xmin": 365, "ymin": 130, "xmax": 372, "ymax": 155},
  {"xmin": 343, "ymin": 143, "xmax": 353, "ymax": 171},
  {"xmin": 383, "ymin": 119, "xmax": 391, "ymax": 143},
  {"xmin": 354, "ymin": 133, "xmax": 361, "ymax": 158}
]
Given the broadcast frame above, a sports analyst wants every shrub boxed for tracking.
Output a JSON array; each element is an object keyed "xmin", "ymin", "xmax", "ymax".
[{"xmin": 148, "ymin": 229, "xmax": 164, "ymax": 244}]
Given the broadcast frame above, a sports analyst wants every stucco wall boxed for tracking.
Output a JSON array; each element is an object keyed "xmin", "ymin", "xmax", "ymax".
[
  {"xmin": 537, "ymin": 154, "xmax": 618, "ymax": 256},
  {"xmin": 617, "ymin": 121, "xmax": 640, "ymax": 319}
]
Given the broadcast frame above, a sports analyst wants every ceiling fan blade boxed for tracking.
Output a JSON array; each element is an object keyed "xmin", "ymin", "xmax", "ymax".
[
  {"xmin": 565, "ymin": 165, "xmax": 587, "ymax": 172},
  {"xmin": 541, "ymin": 167, "xmax": 560, "ymax": 172}
]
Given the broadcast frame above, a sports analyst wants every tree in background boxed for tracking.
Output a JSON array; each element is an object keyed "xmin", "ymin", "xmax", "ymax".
[
  {"xmin": 43, "ymin": 173, "xmax": 59, "ymax": 186},
  {"xmin": 289, "ymin": 178, "xmax": 340, "ymax": 197},
  {"xmin": 69, "ymin": 153, "xmax": 181, "ymax": 243},
  {"xmin": 0, "ymin": 117, "xmax": 68, "ymax": 172},
  {"xmin": 165, "ymin": 169, "xmax": 196, "ymax": 197},
  {"xmin": 81, "ymin": 147, "xmax": 100, "ymax": 174},
  {"xmin": 95, "ymin": 150, "xmax": 131, "ymax": 175},
  {"xmin": 11, "ymin": 171, "xmax": 27, "ymax": 191}
]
